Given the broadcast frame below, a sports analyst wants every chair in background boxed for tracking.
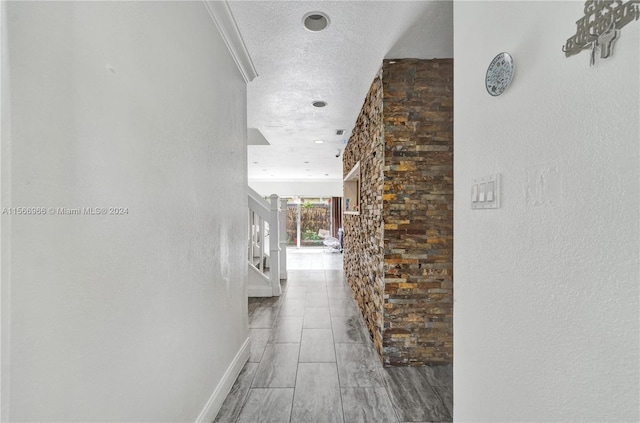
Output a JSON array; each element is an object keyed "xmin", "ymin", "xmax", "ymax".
[{"xmin": 318, "ymin": 229, "xmax": 341, "ymax": 253}]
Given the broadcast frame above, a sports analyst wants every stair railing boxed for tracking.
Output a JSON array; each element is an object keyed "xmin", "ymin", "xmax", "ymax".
[{"xmin": 247, "ymin": 187, "xmax": 283, "ymax": 296}]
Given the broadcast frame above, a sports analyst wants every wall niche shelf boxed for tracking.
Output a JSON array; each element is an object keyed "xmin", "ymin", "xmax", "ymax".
[{"xmin": 343, "ymin": 161, "xmax": 360, "ymax": 215}]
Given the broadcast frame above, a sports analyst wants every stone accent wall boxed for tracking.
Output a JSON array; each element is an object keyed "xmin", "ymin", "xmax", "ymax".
[
  {"xmin": 382, "ymin": 59, "xmax": 453, "ymax": 365},
  {"xmin": 344, "ymin": 59, "xmax": 453, "ymax": 366},
  {"xmin": 343, "ymin": 69, "xmax": 385, "ymax": 356}
]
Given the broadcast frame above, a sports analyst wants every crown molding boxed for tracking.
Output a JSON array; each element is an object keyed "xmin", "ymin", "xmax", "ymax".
[{"xmin": 203, "ymin": 1, "xmax": 258, "ymax": 83}]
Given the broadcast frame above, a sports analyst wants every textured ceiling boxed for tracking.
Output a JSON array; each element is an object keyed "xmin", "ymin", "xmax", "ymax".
[{"xmin": 228, "ymin": 0, "xmax": 453, "ymax": 183}]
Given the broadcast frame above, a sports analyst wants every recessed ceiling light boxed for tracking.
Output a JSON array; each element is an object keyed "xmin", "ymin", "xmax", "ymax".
[
  {"xmin": 253, "ymin": 161, "xmax": 259, "ymax": 164},
  {"xmin": 303, "ymin": 12, "xmax": 330, "ymax": 32},
  {"xmin": 314, "ymin": 140, "xmax": 324, "ymax": 144},
  {"xmin": 312, "ymin": 101, "xmax": 327, "ymax": 108},
  {"xmin": 325, "ymin": 173, "xmax": 329, "ymax": 176},
  {"xmin": 304, "ymin": 161, "xmax": 310, "ymax": 164}
]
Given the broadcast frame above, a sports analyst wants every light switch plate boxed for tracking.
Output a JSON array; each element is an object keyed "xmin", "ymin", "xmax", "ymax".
[{"xmin": 472, "ymin": 174, "xmax": 501, "ymax": 209}]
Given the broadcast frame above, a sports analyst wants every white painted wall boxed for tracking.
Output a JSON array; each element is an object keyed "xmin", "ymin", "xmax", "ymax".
[
  {"xmin": 0, "ymin": 1, "xmax": 10, "ymax": 420},
  {"xmin": 454, "ymin": 2, "xmax": 639, "ymax": 422},
  {"xmin": 249, "ymin": 179, "xmax": 342, "ymax": 198},
  {"xmin": 2, "ymin": 2, "xmax": 248, "ymax": 421}
]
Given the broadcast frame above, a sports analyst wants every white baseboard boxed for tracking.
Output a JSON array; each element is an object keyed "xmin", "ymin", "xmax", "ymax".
[
  {"xmin": 248, "ymin": 285, "xmax": 273, "ymax": 297},
  {"xmin": 195, "ymin": 336, "xmax": 250, "ymax": 423}
]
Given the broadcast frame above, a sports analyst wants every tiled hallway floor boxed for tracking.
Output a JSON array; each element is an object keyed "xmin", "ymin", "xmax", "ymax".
[{"xmin": 214, "ymin": 248, "xmax": 452, "ymax": 423}]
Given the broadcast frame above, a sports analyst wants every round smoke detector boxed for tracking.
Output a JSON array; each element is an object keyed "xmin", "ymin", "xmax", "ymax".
[{"xmin": 303, "ymin": 12, "xmax": 330, "ymax": 32}]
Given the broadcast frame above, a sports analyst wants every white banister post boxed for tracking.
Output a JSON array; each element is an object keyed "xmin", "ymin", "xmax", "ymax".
[
  {"xmin": 296, "ymin": 202, "xmax": 301, "ymax": 249},
  {"xmin": 258, "ymin": 216, "xmax": 264, "ymax": 270},
  {"xmin": 248, "ymin": 211, "xmax": 252, "ymax": 262},
  {"xmin": 269, "ymin": 194, "xmax": 281, "ymax": 296},
  {"xmin": 279, "ymin": 198, "xmax": 288, "ymax": 280}
]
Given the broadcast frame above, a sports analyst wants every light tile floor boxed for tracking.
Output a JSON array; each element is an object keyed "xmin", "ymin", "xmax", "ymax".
[{"xmin": 215, "ymin": 247, "xmax": 452, "ymax": 423}]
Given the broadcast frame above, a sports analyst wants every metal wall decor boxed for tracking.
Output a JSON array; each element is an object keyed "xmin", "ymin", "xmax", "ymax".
[
  {"xmin": 485, "ymin": 52, "xmax": 515, "ymax": 96},
  {"xmin": 563, "ymin": 0, "xmax": 640, "ymax": 65}
]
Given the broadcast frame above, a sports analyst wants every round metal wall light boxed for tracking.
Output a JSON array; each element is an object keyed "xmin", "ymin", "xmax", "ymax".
[{"xmin": 303, "ymin": 12, "xmax": 330, "ymax": 32}]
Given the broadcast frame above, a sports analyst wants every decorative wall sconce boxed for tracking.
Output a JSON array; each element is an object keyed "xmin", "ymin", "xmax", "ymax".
[{"xmin": 563, "ymin": 0, "xmax": 640, "ymax": 65}]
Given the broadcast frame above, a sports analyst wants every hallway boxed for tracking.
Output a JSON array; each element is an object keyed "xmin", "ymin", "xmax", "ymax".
[{"xmin": 215, "ymin": 248, "xmax": 452, "ymax": 423}]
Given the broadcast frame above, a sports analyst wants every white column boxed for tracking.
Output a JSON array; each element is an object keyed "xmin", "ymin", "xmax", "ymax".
[
  {"xmin": 279, "ymin": 198, "xmax": 288, "ymax": 280},
  {"xmin": 296, "ymin": 202, "xmax": 301, "ymax": 249},
  {"xmin": 269, "ymin": 194, "xmax": 281, "ymax": 296}
]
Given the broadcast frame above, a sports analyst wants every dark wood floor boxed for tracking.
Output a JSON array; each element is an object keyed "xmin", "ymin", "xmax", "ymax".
[{"xmin": 215, "ymin": 248, "xmax": 452, "ymax": 423}]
